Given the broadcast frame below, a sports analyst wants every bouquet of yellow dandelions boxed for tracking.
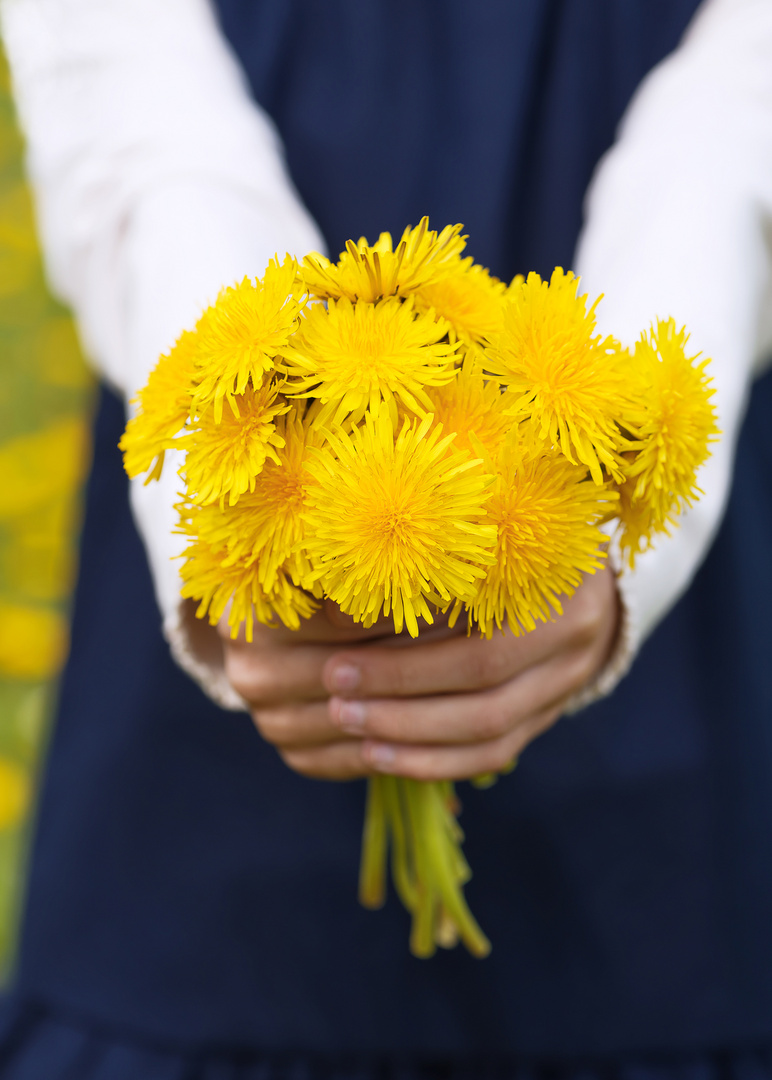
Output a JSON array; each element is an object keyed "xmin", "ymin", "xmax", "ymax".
[{"xmin": 120, "ymin": 218, "xmax": 719, "ymax": 959}]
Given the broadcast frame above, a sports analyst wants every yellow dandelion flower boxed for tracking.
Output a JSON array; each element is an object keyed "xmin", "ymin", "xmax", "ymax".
[
  {"xmin": 618, "ymin": 318, "xmax": 719, "ymax": 565},
  {"xmin": 462, "ymin": 441, "xmax": 610, "ymax": 638},
  {"xmin": 0, "ymin": 756, "xmax": 30, "ymax": 831},
  {"xmin": 412, "ymin": 257, "xmax": 507, "ymax": 344},
  {"xmin": 179, "ymin": 514, "xmax": 317, "ymax": 641},
  {"xmin": 425, "ymin": 355, "xmax": 513, "ymax": 460},
  {"xmin": 190, "ymin": 407, "xmax": 321, "ymax": 596},
  {"xmin": 120, "ymin": 330, "xmax": 197, "ymax": 482},
  {"xmin": 0, "ymin": 600, "xmax": 69, "ymax": 680},
  {"xmin": 183, "ymin": 380, "xmax": 288, "ymax": 507},
  {"xmin": 281, "ymin": 296, "xmax": 457, "ymax": 424},
  {"xmin": 0, "ymin": 418, "xmax": 89, "ymax": 520},
  {"xmin": 615, "ymin": 478, "xmax": 662, "ymax": 567},
  {"xmin": 483, "ymin": 268, "xmax": 627, "ymax": 484},
  {"xmin": 304, "ymin": 406, "xmax": 496, "ymax": 637},
  {"xmin": 300, "ymin": 217, "xmax": 468, "ymax": 303},
  {"xmin": 191, "ymin": 255, "xmax": 305, "ymax": 421}
]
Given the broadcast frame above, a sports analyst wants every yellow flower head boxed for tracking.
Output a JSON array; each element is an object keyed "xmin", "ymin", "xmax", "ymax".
[
  {"xmin": 0, "ymin": 757, "xmax": 30, "ymax": 831},
  {"xmin": 425, "ymin": 355, "xmax": 513, "ymax": 460},
  {"xmin": 120, "ymin": 330, "xmax": 197, "ymax": 482},
  {"xmin": 179, "ymin": 507, "xmax": 317, "ymax": 640},
  {"xmin": 462, "ymin": 439, "xmax": 610, "ymax": 638},
  {"xmin": 483, "ymin": 268, "xmax": 626, "ymax": 484},
  {"xmin": 191, "ymin": 255, "xmax": 305, "ymax": 421},
  {"xmin": 0, "ymin": 600, "xmax": 68, "ymax": 680},
  {"xmin": 0, "ymin": 417, "xmax": 88, "ymax": 519},
  {"xmin": 191, "ymin": 406, "xmax": 321, "ymax": 595},
  {"xmin": 618, "ymin": 318, "xmax": 719, "ymax": 565},
  {"xmin": 412, "ymin": 257, "xmax": 507, "ymax": 344},
  {"xmin": 300, "ymin": 217, "xmax": 468, "ymax": 303},
  {"xmin": 183, "ymin": 380, "xmax": 288, "ymax": 507},
  {"xmin": 281, "ymin": 296, "xmax": 457, "ymax": 425},
  {"xmin": 615, "ymin": 478, "xmax": 662, "ymax": 567},
  {"xmin": 304, "ymin": 405, "xmax": 496, "ymax": 636}
]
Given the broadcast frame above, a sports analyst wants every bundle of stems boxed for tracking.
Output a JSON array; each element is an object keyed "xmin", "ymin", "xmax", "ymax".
[{"xmin": 360, "ymin": 776, "xmax": 490, "ymax": 958}]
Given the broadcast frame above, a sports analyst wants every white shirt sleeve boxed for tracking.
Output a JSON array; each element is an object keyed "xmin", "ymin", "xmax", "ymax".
[
  {"xmin": 0, "ymin": 0, "xmax": 326, "ymax": 708},
  {"xmin": 571, "ymin": 0, "xmax": 772, "ymax": 708},
  {"xmin": 4, "ymin": 0, "xmax": 771, "ymax": 711}
]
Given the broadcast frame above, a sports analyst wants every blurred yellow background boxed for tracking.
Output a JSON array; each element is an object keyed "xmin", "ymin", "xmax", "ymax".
[{"xmin": 0, "ymin": 45, "xmax": 92, "ymax": 980}]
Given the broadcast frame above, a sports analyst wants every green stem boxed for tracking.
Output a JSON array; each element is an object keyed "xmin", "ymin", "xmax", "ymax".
[
  {"xmin": 359, "ymin": 776, "xmax": 387, "ymax": 909},
  {"xmin": 404, "ymin": 778, "xmax": 438, "ymax": 958},
  {"xmin": 422, "ymin": 781, "xmax": 490, "ymax": 957},
  {"xmin": 382, "ymin": 776, "xmax": 419, "ymax": 912},
  {"xmin": 358, "ymin": 776, "xmax": 491, "ymax": 959}
]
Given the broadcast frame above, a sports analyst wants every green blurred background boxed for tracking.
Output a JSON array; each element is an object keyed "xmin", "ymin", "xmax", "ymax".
[{"xmin": 0, "ymin": 45, "xmax": 93, "ymax": 981}]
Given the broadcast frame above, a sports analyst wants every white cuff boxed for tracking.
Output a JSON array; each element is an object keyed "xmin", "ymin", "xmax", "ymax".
[
  {"xmin": 164, "ymin": 605, "xmax": 247, "ymax": 713},
  {"xmin": 564, "ymin": 536, "xmax": 636, "ymax": 714}
]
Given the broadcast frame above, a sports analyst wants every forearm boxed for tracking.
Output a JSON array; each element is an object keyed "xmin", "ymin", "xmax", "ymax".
[
  {"xmin": 1, "ymin": 0, "xmax": 325, "ymax": 704},
  {"xmin": 573, "ymin": 0, "xmax": 772, "ymax": 703}
]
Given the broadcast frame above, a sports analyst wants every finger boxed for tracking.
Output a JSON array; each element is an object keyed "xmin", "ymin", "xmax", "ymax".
[
  {"xmin": 222, "ymin": 610, "xmax": 465, "ymax": 705},
  {"xmin": 279, "ymin": 739, "xmax": 370, "ymax": 781},
  {"xmin": 250, "ymin": 701, "xmax": 344, "ymax": 748},
  {"xmin": 224, "ymin": 640, "xmax": 340, "ymax": 704},
  {"xmin": 327, "ymin": 648, "xmax": 586, "ymax": 745},
  {"xmin": 323, "ymin": 621, "xmax": 565, "ymax": 699},
  {"xmin": 359, "ymin": 704, "xmax": 563, "ymax": 782},
  {"xmin": 323, "ymin": 568, "xmax": 615, "ymax": 698}
]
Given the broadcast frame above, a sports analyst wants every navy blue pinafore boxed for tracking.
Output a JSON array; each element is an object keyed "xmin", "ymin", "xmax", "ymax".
[{"xmin": 5, "ymin": 2, "xmax": 772, "ymax": 1077}]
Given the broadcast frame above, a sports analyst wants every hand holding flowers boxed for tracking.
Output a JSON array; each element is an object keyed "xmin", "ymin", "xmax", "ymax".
[
  {"xmin": 218, "ymin": 569, "xmax": 617, "ymax": 782},
  {"xmin": 121, "ymin": 218, "xmax": 718, "ymax": 958}
]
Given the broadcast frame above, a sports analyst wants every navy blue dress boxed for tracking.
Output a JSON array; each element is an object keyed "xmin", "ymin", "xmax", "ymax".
[{"xmin": 5, "ymin": 2, "xmax": 772, "ymax": 1076}]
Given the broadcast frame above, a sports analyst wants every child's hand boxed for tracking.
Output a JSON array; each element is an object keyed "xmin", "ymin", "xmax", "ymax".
[{"xmin": 218, "ymin": 568, "xmax": 620, "ymax": 781}]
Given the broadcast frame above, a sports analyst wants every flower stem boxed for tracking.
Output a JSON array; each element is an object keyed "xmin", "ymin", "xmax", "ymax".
[
  {"xmin": 358, "ymin": 775, "xmax": 490, "ymax": 958},
  {"xmin": 382, "ymin": 776, "xmax": 419, "ymax": 911},
  {"xmin": 359, "ymin": 774, "xmax": 387, "ymax": 909}
]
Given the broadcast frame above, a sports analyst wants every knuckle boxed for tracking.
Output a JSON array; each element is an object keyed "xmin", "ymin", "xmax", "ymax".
[
  {"xmin": 535, "ymin": 703, "xmax": 564, "ymax": 734},
  {"xmin": 224, "ymin": 650, "xmax": 277, "ymax": 703},
  {"xmin": 490, "ymin": 738, "xmax": 519, "ymax": 773},
  {"xmin": 467, "ymin": 643, "xmax": 506, "ymax": 689},
  {"xmin": 489, "ymin": 747, "xmax": 512, "ymax": 774},
  {"xmin": 252, "ymin": 708, "xmax": 294, "ymax": 746},
  {"xmin": 279, "ymin": 749, "xmax": 317, "ymax": 779},
  {"xmin": 249, "ymin": 709, "xmax": 277, "ymax": 744},
  {"xmin": 472, "ymin": 698, "xmax": 510, "ymax": 740},
  {"xmin": 570, "ymin": 586, "xmax": 605, "ymax": 644},
  {"xmin": 222, "ymin": 648, "xmax": 252, "ymax": 695},
  {"xmin": 283, "ymin": 745, "xmax": 367, "ymax": 782},
  {"xmin": 564, "ymin": 649, "xmax": 597, "ymax": 692}
]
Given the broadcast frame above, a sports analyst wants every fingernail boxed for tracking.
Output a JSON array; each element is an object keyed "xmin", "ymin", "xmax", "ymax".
[
  {"xmin": 329, "ymin": 663, "xmax": 361, "ymax": 693},
  {"xmin": 337, "ymin": 699, "xmax": 367, "ymax": 733},
  {"xmin": 367, "ymin": 743, "xmax": 396, "ymax": 770}
]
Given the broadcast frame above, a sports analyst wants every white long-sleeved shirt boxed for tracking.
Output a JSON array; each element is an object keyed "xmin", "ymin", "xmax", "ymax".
[{"xmin": 2, "ymin": 0, "xmax": 771, "ymax": 710}]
